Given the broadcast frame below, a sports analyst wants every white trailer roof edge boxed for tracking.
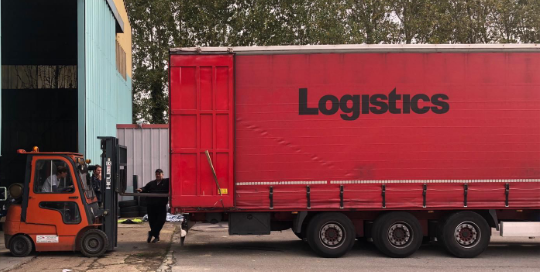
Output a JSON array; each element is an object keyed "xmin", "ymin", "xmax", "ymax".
[{"xmin": 170, "ymin": 44, "xmax": 540, "ymax": 55}]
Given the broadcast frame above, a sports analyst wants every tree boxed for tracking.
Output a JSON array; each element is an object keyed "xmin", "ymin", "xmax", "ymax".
[
  {"xmin": 347, "ymin": 0, "xmax": 398, "ymax": 44},
  {"xmin": 126, "ymin": 0, "xmax": 540, "ymax": 123},
  {"xmin": 126, "ymin": 0, "xmax": 180, "ymax": 124},
  {"xmin": 443, "ymin": 0, "xmax": 492, "ymax": 43},
  {"xmin": 389, "ymin": 0, "xmax": 439, "ymax": 43},
  {"xmin": 489, "ymin": 0, "xmax": 540, "ymax": 43}
]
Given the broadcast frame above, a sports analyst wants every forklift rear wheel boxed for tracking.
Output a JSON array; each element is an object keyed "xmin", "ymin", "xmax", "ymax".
[
  {"xmin": 10, "ymin": 235, "xmax": 33, "ymax": 257},
  {"xmin": 80, "ymin": 229, "xmax": 109, "ymax": 257}
]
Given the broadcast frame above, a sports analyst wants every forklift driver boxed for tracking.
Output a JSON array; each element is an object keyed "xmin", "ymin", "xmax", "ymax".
[
  {"xmin": 41, "ymin": 166, "xmax": 72, "ymax": 193},
  {"xmin": 92, "ymin": 165, "xmax": 103, "ymax": 204}
]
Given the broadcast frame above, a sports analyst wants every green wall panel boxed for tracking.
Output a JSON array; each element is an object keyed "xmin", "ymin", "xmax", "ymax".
[{"xmin": 80, "ymin": 0, "xmax": 132, "ymax": 162}]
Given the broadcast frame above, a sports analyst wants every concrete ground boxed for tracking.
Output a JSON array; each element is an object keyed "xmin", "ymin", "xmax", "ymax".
[
  {"xmin": 0, "ymin": 222, "xmax": 178, "ymax": 272},
  {"xmin": 1, "ymin": 222, "xmax": 539, "ymax": 272},
  {"xmin": 173, "ymin": 224, "xmax": 540, "ymax": 272}
]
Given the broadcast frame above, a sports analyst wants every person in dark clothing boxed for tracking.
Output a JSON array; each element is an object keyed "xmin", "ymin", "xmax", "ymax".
[
  {"xmin": 91, "ymin": 165, "xmax": 103, "ymax": 205},
  {"xmin": 137, "ymin": 169, "xmax": 169, "ymax": 243}
]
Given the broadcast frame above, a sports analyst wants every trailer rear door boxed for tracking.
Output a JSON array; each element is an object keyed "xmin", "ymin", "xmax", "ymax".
[{"xmin": 169, "ymin": 54, "xmax": 234, "ymax": 209}]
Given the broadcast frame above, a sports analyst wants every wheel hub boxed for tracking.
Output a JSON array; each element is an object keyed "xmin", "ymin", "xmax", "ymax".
[
  {"xmin": 327, "ymin": 228, "xmax": 338, "ymax": 239},
  {"xmin": 454, "ymin": 222, "xmax": 480, "ymax": 247},
  {"xmin": 320, "ymin": 223, "xmax": 345, "ymax": 248},
  {"xmin": 387, "ymin": 222, "xmax": 412, "ymax": 248},
  {"xmin": 88, "ymin": 238, "xmax": 99, "ymax": 248},
  {"xmin": 14, "ymin": 242, "xmax": 25, "ymax": 252}
]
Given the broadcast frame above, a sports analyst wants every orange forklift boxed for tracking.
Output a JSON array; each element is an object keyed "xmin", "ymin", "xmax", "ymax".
[{"xmin": 2, "ymin": 137, "xmax": 164, "ymax": 257}]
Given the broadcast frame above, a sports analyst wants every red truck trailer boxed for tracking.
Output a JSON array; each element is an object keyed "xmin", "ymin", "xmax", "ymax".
[{"xmin": 168, "ymin": 44, "xmax": 540, "ymax": 258}]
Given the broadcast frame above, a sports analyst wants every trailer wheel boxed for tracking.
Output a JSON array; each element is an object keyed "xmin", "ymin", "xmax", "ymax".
[
  {"xmin": 440, "ymin": 211, "xmax": 490, "ymax": 258},
  {"xmin": 80, "ymin": 229, "xmax": 109, "ymax": 257},
  {"xmin": 372, "ymin": 212, "xmax": 423, "ymax": 258},
  {"xmin": 306, "ymin": 213, "xmax": 355, "ymax": 258},
  {"xmin": 9, "ymin": 235, "xmax": 33, "ymax": 257}
]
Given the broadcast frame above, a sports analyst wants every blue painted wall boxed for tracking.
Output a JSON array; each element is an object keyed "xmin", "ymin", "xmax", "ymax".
[{"xmin": 79, "ymin": 0, "xmax": 132, "ymax": 162}]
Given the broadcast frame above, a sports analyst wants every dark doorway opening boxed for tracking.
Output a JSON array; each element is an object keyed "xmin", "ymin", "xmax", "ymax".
[{"xmin": 1, "ymin": 0, "xmax": 79, "ymax": 186}]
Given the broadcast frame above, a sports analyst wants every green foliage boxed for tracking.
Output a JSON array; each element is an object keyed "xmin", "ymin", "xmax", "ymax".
[
  {"xmin": 127, "ymin": 0, "xmax": 178, "ymax": 124},
  {"xmin": 489, "ymin": 0, "xmax": 540, "ymax": 43},
  {"xmin": 125, "ymin": 0, "xmax": 540, "ymax": 123}
]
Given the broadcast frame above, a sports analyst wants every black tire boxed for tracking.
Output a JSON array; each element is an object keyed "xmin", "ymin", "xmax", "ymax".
[
  {"xmin": 306, "ymin": 213, "xmax": 355, "ymax": 258},
  {"xmin": 138, "ymin": 197, "xmax": 147, "ymax": 207},
  {"xmin": 80, "ymin": 229, "xmax": 109, "ymax": 257},
  {"xmin": 139, "ymin": 206, "xmax": 148, "ymax": 216},
  {"xmin": 440, "ymin": 211, "xmax": 490, "ymax": 258},
  {"xmin": 120, "ymin": 211, "xmax": 140, "ymax": 218},
  {"xmin": 119, "ymin": 200, "xmax": 137, "ymax": 208},
  {"xmin": 120, "ymin": 206, "xmax": 139, "ymax": 213},
  {"xmin": 372, "ymin": 212, "xmax": 423, "ymax": 258},
  {"xmin": 9, "ymin": 235, "xmax": 33, "ymax": 257}
]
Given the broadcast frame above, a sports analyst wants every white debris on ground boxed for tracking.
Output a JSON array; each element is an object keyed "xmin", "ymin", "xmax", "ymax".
[{"xmin": 142, "ymin": 213, "xmax": 184, "ymax": 222}]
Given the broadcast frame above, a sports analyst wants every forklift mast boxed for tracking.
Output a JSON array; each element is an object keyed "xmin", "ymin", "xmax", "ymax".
[
  {"xmin": 98, "ymin": 137, "xmax": 127, "ymax": 250},
  {"xmin": 0, "ymin": 186, "xmax": 7, "ymax": 218}
]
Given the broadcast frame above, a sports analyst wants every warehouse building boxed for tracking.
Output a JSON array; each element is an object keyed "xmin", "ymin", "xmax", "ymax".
[{"xmin": 0, "ymin": 0, "xmax": 132, "ymax": 187}]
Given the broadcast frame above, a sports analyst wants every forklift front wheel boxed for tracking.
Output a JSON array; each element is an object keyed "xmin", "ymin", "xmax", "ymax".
[
  {"xmin": 80, "ymin": 229, "xmax": 109, "ymax": 257},
  {"xmin": 10, "ymin": 235, "xmax": 33, "ymax": 257}
]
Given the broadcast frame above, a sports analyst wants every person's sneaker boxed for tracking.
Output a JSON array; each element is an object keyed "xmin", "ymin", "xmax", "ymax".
[
  {"xmin": 147, "ymin": 231, "xmax": 152, "ymax": 243},
  {"xmin": 152, "ymin": 237, "xmax": 160, "ymax": 243}
]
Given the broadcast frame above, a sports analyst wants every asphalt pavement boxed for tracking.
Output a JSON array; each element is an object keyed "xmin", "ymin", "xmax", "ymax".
[{"xmin": 172, "ymin": 223, "xmax": 540, "ymax": 272}]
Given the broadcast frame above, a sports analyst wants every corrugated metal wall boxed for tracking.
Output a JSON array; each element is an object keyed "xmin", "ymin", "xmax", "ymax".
[
  {"xmin": 0, "ymin": 2, "xmax": 2, "ymax": 157},
  {"xmin": 117, "ymin": 125, "xmax": 169, "ymax": 199},
  {"xmin": 82, "ymin": 0, "xmax": 132, "ymax": 162}
]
